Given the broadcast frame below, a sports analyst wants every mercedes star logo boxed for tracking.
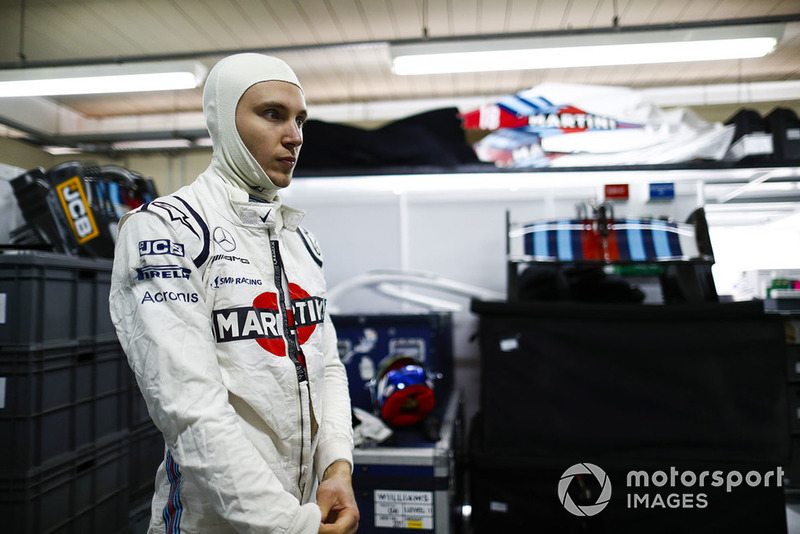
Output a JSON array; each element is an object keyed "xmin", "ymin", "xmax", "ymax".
[{"xmin": 213, "ymin": 227, "xmax": 236, "ymax": 252}]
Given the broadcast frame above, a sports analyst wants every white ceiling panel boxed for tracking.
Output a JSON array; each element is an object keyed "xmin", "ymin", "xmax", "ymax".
[
  {"xmin": 88, "ymin": 2, "xmax": 174, "ymax": 55},
  {"xmin": 324, "ymin": 0, "xmax": 374, "ymax": 42},
  {"xmin": 385, "ymin": 0, "xmax": 429, "ymax": 39},
  {"xmin": 530, "ymin": 0, "xmax": 572, "ymax": 30},
  {"xmin": 0, "ymin": 0, "xmax": 796, "ymax": 148},
  {"xmin": 234, "ymin": 0, "xmax": 297, "ymax": 46}
]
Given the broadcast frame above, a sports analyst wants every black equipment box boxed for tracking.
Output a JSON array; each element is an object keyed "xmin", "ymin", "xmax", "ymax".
[
  {"xmin": 332, "ymin": 312, "xmax": 454, "ymax": 415},
  {"xmin": 469, "ymin": 414, "xmax": 788, "ymax": 534},
  {"xmin": 471, "ymin": 299, "xmax": 789, "ymax": 462},
  {"xmin": 10, "ymin": 161, "xmax": 156, "ymax": 258},
  {"xmin": 469, "ymin": 298, "xmax": 790, "ymax": 533},
  {"xmin": 352, "ymin": 390, "xmax": 464, "ymax": 534},
  {"xmin": 766, "ymin": 107, "xmax": 800, "ymax": 162}
]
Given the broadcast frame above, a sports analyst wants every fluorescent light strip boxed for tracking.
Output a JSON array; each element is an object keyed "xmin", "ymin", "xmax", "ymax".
[
  {"xmin": 0, "ymin": 72, "xmax": 200, "ymax": 97},
  {"xmin": 42, "ymin": 146, "xmax": 83, "ymax": 155},
  {"xmin": 393, "ymin": 37, "xmax": 777, "ymax": 75},
  {"xmin": 111, "ymin": 139, "xmax": 192, "ymax": 150},
  {"xmin": 0, "ymin": 60, "xmax": 207, "ymax": 97}
]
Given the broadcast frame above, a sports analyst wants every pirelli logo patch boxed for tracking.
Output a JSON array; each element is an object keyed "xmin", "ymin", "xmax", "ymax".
[{"xmin": 56, "ymin": 176, "xmax": 99, "ymax": 245}]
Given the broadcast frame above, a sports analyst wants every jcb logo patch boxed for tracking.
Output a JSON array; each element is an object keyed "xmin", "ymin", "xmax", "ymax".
[{"xmin": 56, "ymin": 176, "xmax": 99, "ymax": 244}]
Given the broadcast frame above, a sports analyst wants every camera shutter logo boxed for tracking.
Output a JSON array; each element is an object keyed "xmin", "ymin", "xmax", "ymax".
[{"xmin": 558, "ymin": 463, "xmax": 612, "ymax": 516}]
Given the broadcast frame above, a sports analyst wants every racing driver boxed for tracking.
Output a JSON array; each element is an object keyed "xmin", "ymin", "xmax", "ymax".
[{"xmin": 110, "ymin": 54, "xmax": 358, "ymax": 534}]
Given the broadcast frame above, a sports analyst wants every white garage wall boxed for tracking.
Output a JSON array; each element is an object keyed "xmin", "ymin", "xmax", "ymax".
[
  {"xmin": 710, "ymin": 224, "xmax": 800, "ymax": 296},
  {"xmin": 282, "ymin": 172, "xmax": 709, "ymax": 419},
  {"xmin": 284, "ymin": 173, "xmax": 704, "ymax": 315}
]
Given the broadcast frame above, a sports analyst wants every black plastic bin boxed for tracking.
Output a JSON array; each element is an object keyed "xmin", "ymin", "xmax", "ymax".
[
  {"xmin": 0, "ymin": 340, "xmax": 130, "ymax": 474},
  {"xmin": 0, "ymin": 252, "xmax": 116, "ymax": 349},
  {"xmin": 0, "ymin": 434, "xmax": 131, "ymax": 533},
  {"xmin": 129, "ymin": 421, "xmax": 163, "ymax": 504}
]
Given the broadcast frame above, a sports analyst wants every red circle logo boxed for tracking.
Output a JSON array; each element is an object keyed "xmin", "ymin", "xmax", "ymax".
[{"xmin": 252, "ymin": 283, "xmax": 318, "ymax": 362}]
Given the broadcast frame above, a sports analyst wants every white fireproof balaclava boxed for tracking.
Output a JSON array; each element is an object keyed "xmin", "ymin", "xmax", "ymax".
[{"xmin": 203, "ymin": 53, "xmax": 303, "ymax": 201}]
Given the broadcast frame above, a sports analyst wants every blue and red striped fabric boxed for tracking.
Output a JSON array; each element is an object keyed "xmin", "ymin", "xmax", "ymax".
[
  {"xmin": 522, "ymin": 218, "xmax": 687, "ymax": 262},
  {"xmin": 163, "ymin": 450, "xmax": 183, "ymax": 533}
]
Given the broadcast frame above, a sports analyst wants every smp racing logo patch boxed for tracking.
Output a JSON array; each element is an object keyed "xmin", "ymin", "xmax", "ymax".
[
  {"xmin": 211, "ymin": 276, "xmax": 263, "ymax": 289},
  {"xmin": 56, "ymin": 176, "xmax": 99, "ymax": 245},
  {"xmin": 212, "ymin": 284, "xmax": 325, "ymax": 357}
]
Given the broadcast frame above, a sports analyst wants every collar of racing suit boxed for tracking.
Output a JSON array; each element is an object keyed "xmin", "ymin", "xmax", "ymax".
[
  {"xmin": 206, "ymin": 172, "xmax": 305, "ymax": 233},
  {"xmin": 227, "ymin": 181, "xmax": 304, "ymax": 232},
  {"xmin": 203, "ymin": 53, "xmax": 304, "ymax": 202}
]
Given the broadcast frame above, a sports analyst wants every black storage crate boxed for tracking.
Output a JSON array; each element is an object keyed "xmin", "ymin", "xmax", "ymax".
[
  {"xmin": 0, "ymin": 252, "xmax": 116, "ymax": 349},
  {"xmin": 0, "ymin": 340, "xmax": 130, "ymax": 473},
  {"xmin": 129, "ymin": 374, "xmax": 153, "ymax": 429},
  {"xmin": 129, "ymin": 421, "xmax": 163, "ymax": 504},
  {"xmin": 0, "ymin": 434, "xmax": 131, "ymax": 533},
  {"xmin": 129, "ymin": 499, "xmax": 153, "ymax": 534}
]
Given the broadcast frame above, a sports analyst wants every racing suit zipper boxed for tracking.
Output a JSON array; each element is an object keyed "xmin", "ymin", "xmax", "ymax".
[
  {"xmin": 269, "ymin": 234, "xmax": 310, "ymax": 494},
  {"xmin": 269, "ymin": 236, "xmax": 307, "ymax": 382}
]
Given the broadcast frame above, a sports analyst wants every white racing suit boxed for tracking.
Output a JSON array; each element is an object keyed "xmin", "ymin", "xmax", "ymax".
[{"xmin": 110, "ymin": 170, "xmax": 353, "ymax": 533}]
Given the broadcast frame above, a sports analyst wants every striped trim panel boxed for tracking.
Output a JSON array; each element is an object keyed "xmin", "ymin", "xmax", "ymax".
[
  {"xmin": 174, "ymin": 196, "xmax": 210, "ymax": 268},
  {"xmin": 162, "ymin": 450, "xmax": 183, "ymax": 534},
  {"xmin": 522, "ymin": 219, "xmax": 688, "ymax": 261}
]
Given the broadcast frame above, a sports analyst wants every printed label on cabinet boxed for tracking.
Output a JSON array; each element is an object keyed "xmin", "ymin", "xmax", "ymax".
[{"xmin": 374, "ymin": 490, "xmax": 434, "ymax": 529}]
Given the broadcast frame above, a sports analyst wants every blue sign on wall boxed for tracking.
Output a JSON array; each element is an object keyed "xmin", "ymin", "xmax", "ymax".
[{"xmin": 649, "ymin": 182, "xmax": 675, "ymax": 200}]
